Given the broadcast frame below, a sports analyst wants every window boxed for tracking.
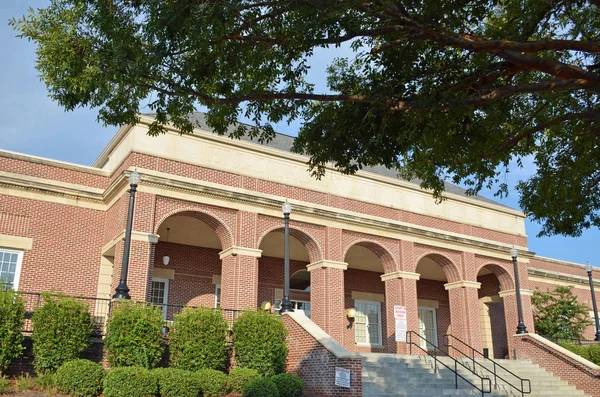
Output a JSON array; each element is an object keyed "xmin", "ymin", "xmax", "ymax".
[
  {"xmin": 355, "ymin": 300, "xmax": 382, "ymax": 345},
  {"xmin": 0, "ymin": 249, "xmax": 23, "ymax": 290},
  {"xmin": 274, "ymin": 299, "xmax": 311, "ymax": 318},
  {"xmin": 215, "ymin": 284, "xmax": 221, "ymax": 308},
  {"xmin": 418, "ymin": 307, "xmax": 438, "ymax": 350},
  {"xmin": 149, "ymin": 278, "xmax": 169, "ymax": 320}
]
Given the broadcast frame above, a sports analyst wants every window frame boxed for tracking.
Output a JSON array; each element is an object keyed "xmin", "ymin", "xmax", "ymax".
[
  {"xmin": 354, "ymin": 300, "xmax": 383, "ymax": 346},
  {"xmin": 417, "ymin": 306, "xmax": 438, "ymax": 350},
  {"xmin": 0, "ymin": 248, "xmax": 23, "ymax": 290},
  {"xmin": 150, "ymin": 277, "xmax": 169, "ymax": 320},
  {"xmin": 215, "ymin": 284, "xmax": 221, "ymax": 308}
]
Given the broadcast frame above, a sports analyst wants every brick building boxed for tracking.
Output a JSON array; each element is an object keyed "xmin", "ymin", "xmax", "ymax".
[{"xmin": 1, "ymin": 112, "xmax": 598, "ymax": 361}]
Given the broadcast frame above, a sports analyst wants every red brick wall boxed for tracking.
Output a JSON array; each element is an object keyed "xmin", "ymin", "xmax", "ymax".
[{"xmin": 283, "ymin": 315, "xmax": 362, "ymax": 397}]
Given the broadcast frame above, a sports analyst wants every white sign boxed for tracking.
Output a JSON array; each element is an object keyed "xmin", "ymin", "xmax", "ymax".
[
  {"xmin": 335, "ymin": 367, "xmax": 351, "ymax": 388},
  {"xmin": 394, "ymin": 306, "xmax": 408, "ymax": 342}
]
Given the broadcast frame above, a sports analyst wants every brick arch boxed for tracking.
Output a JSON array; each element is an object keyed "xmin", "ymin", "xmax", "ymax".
[
  {"xmin": 154, "ymin": 209, "xmax": 234, "ymax": 250},
  {"xmin": 343, "ymin": 240, "xmax": 397, "ymax": 275},
  {"xmin": 476, "ymin": 263, "xmax": 515, "ymax": 292},
  {"xmin": 415, "ymin": 252, "xmax": 462, "ymax": 284},
  {"xmin": 257, "ymin": 222, "xmax": 324, "ymax": 264}
]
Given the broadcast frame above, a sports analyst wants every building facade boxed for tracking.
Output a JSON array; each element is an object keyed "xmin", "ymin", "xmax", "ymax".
[{"xmin": 1, "ymin": 113, "xmax": 598, "ymax": 359}]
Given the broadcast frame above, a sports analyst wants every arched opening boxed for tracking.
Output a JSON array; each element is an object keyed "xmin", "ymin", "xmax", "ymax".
[
  {"xmin": 415, "ymin": 255, "xmax": 454, "ymax": 350},
  {"xmin": 258, "ymin": 229, "xmax": 312, "ymax": 316},
  {"xmin": 477, "ymin": 265, "xmax": 512, "ymax": 359},
  {"xmin": 344, "ymin": 244, "xmax": 386, "ymax": 351},
  {"xmin": 152, "ymin": 212, "xmax": 227, "ymax": 318}
]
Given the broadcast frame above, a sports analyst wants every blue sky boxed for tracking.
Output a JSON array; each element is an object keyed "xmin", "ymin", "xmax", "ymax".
[{"xmin": 1, "ymin": 0, "xmax": 598, "ymax": 266}]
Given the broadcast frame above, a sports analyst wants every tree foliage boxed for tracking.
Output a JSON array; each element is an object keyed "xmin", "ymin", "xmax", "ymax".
[
  {"xmin": 10, "ymin": 0, "xmax": 600, "ymax": 236},
  {"xmin": 532, "ymin": 285, "xmax": 592, "ymax": 340}
]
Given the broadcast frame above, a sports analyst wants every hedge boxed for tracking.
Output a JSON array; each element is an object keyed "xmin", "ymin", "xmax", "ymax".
[
  {"xmin": 227, "ymin": 367, "xmax": 260, "ymax": 394},
  {"xmin": 32, "ymin": 293, "xmax": 93, "ymax": 373},
  {"xmin": 560, "ymin": 342, "xmax": 600, "ymax": 365},
  {"xmin": 104, "ymin": 301, "xmax": 165, "ymax": 368},
  {"xmin": 56, "ymin": 359, "xmax": 105, "ymax": 397},
  {"xmin": 103, "ymin": 366, "xmax": 158, "ymax": 397},
  {"xmin": 242, "ymin": 378, "xmax": 279, "ymax": 397},
  {"xmin": 154, "ymin": 367, "xmax": 201, "ymax": 397},
  {"xmin": 233, "ymin": 310, "xmax": 288, "ymax": 376},
  {"xmin": 0, "ymin": 287, "xmax": 24, "ymax": 371},
  {"xmin": 196, "ymin": 368, "xmax": 228, "ymax": 397},
  {"xmin": 169, "ymin": 307, "xmax": 228, "ymax": 371},
  {"xmin": 270, "ymin": 373, "xmax": 303, "ymax": 397}
]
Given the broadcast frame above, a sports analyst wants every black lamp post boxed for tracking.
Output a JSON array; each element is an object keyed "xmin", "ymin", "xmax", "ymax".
[
  {"xmin": 113, "ymin": 170, "xmax": 141, "ymax": 300},
  {"xmin": 279, "ymin": 200, "xmax": 294, "ymax": 313},
  {"xmin": 585, "ymin": 262, "xmax": 600, "ymax": 341},
  {"xmin": 511, "ymin": 247, "xmax": 528, "ymax": 334}
]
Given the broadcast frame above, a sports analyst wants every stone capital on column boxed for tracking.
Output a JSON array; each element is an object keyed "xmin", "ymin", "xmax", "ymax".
[
  {"xmin": 219, "ymin": 246, "xmax": 262, "ymax": 260},
  {"xmin": 498, "ymin": 289, "xmax": 533, "ymax": 298},
  {"xmin": 444, "ymin": 280, "xmax": 481, "ymax": 290},
  {"xmin": 306, "ymin": 260, "xmax": 348, "ymax": 272},
  {"xmin": 381, "ymin": 270, "xmax": 420, "ymax": 282}
]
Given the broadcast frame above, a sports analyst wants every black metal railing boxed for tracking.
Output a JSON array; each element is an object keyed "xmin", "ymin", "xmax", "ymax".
[
  {"xmin": 150, "ymin": 302, "xmax": 242, "ymax": 332},
  {"xmin": 407, "ymin": 331, "xmax": 492, "ymax": 397},
  {"xmin": 21, "ymin": 292, "xmax": 112, "ymax": 338},
  {"xmin": 445, "ymin": 334, "xmax": 531, "ymax": 397}
]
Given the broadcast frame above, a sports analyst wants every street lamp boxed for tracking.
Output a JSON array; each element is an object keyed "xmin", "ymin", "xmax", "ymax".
[
  {"xmin": 585, "ymin": 262, "xmax": 600, "ymax": 341},
  {"xmin": 511, "ymin": 247, "xmax": 528, "ymax": 334},
  {"xmin": 113, "ymin": 170, "xmax": 141, "ymax": 299},
  {"xmin": 279, "ymin": 200, "xmax": 294, "ymax": 313}
]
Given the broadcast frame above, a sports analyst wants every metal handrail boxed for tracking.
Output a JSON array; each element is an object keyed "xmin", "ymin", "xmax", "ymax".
[
  {"xmin": 445, "ymin": 334, "xmax": 532, "ymax": 397},
  {"xmin": 407, "ymin": 331, "xmax": 492, "ymax": 397}
]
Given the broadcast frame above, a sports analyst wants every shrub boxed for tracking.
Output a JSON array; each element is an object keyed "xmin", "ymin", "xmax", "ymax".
[
  {"xmin": 227, "ymin": 368, "xmax": 260, "ymax": 394},
  {"xmin": 103, "ymin": 366, "xmax": 158, "ymax": 397},
  {"xmin": 233, "ymin": 310, "xmax": 288, "ymax": 377},
  {"xmin": 169, "ymin": 307, "xmax": 228, "ymax": 371},
  {"xmin": 104, "ymin": 301, "xmax": 165, "ymax": 368},
  {"xmin": 242, "ymin": 378, "xmax": 279, "ymax": 397},
  {"xmin": 196, "ymin": 368, "xmax": 228, "ymax": 397},
  {"xmin": 154, "ymin": 367, "xmax": 201, "ymax": 397},
  {"xmin": 270, "ymin": 374, "xmax": 303, "ymax": 397},
  {"xmin": 587, "ymin": 343, "xmax": 600, "ymax": 365},
  {"xmin": 56, "ymin": 359, "xmax": 105, "ymax": 397},
  {"xmin": 32, "ymin": 293, "xmax": 93, "ymax": 373},
  {"xmin": 0, "ymin": 287, "xmax": 25, "ymax": 371},
  {"xmin": 36, "ymin": 372, "xmax": 57, "ymax": 391}
]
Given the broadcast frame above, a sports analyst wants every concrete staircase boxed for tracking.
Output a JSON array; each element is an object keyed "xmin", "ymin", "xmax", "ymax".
[{"xmin": 361, "ymin": 353, "xmax": 591, "ymax": 397}]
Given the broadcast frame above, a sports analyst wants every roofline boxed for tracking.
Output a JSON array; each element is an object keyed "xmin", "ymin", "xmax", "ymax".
[
  {"xmin": 0, "ymin": 148, "xmax": 109, "ymax": 176},
  {"xmin": 91, "ymin": 122, "xmax": 135, "ymax": 168}
]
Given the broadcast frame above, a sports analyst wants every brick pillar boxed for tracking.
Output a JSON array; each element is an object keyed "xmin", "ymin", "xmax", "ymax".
[
  {"xmin": 445, "ymin": 281, "xmax": 483, "ymax": 355},
  {"xmin": 499, "ymin": 289, "xmax": 534, "ymax": 357},
  {"xmin": 110, "ymin": 233, "xmax": 158, "ymax": 301},
  {"xmin": 219, "ymin": 247, "xmax": 262, "ymax": 311},
  {"xmin": 308, "ymin": 260, "xmax": 348, "ymax": 344},
  {"xmin": 381, "ymin": 271, "xmax": 420, "ymax": 354}
]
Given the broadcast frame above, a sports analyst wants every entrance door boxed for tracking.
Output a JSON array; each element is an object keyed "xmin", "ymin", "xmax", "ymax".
[{"xmin": 418, "ymin": 307, "xmax": 437, "ymax": 350}]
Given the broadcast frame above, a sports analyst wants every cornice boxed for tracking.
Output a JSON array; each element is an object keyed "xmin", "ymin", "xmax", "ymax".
[
  {"xmin": 527, "ymin": 267, "xmax": 600, "ymax": 287},
  {"xmin": 0, "ymin": 149, "xmax": 109, "ymax": 176}
]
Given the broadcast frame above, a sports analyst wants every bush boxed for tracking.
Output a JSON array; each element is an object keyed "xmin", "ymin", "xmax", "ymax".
[
  {"xmin": 0, "ymin": 287, "xmax": 25, "ymax": 371},
  {"xmin": 270, "ymin": 374, "xmax": 303, "ymax": 397},
  {"xmin": 233, "ymin": 310, "xmax": 288, "ymax": 377},
  {"xmin": 196, "ymin": 368, "xmax": 228, "ymax": 397},
  {"xmin": 36, "ymin": 373, "xmax": 56, "ymax": 391},
  {"xmin": 242, "ymin": 378, "xmax": 279, "ymax": 397},
  {"xmin": 32, "ymin": 292, "xmax": 93, "ymax": 373},
  {"xmin": 103, "ymin": 366, "xmax": 158, "ymax": 397},
  {"xmin": 588, "ymin": 343, "xmax": 600, "ymax": 365},
  {"xmin": 169, "ymin": 307, "xmax": 228, "ymax": 371},
  {"xmin": 154, "ymin": 367, "xmax": 201, "ymax": 397},
  {"xmin": 227, "ymin": 368, "xmax": 260, "ymax": 394},
  {"xmin": 56, "ymin": 359, "xmax": 105, "ymax": 397},
  {"xmin": 104, "ymin": 301, "xmax": 165, "ymax": 368}
]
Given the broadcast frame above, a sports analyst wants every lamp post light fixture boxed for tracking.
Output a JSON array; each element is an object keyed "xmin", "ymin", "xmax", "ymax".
[
  {"xmin": 510, "ymin": 247, "xmax": 528, "ymax": 334},
  {"xmin": 584, "ymin": 262, "xmax": 600, "ymax": 341},
  {"xmin": 113, "ymin": 170, "xmax": 141, "ymax": 300},
  {"xmin": 279, "ymin": 200, "xmax": 294, "ymax": 313}
]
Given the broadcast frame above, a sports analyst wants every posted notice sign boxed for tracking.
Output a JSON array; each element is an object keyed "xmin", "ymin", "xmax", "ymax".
[
  {"xmin": 394, "ymin": 305, "xmax": 407, "ymax": 342},
  {"xmin": 335, "ymin": 367, "xmax": 351, "ymax": 388}
]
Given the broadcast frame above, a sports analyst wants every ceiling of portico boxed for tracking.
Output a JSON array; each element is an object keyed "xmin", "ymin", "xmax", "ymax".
[
  {"xmin": 345, "ymin": 245, "xmax": 384, "ymax": 273},
  {"xmin": 157, "ymin": 215, "xmax": 222, "ymax": 249},
  {"xmin": 416, "ymin": 257, "xmax": 448, "ymax": 281},
  {"xmin": 260, "ymin": 231, "xmax": 310, "ymax": 262}
]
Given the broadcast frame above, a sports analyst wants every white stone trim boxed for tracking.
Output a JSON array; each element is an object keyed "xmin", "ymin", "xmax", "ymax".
[
  {"xmin": 0, "ymin": 148, "xmax": 108, "ymax": 175},
  {"xmin": 351, "ymin": 291, "xmax": 384, "ymax": 303},
  {"xmin": 499, "ymin": 289, "xmax": 533, "ymax": 298},
  {"xmin": 514, "ymin": 333, "xmax": 600, "ymax": 371},
  {"xmin": 212, "ymin": 275, "xmax": 222, "ymax": 285},
  {"xmin": 306, "ymin": 260, "xmax": 348, "ymax": 271},
  {"xmin": 102, "ymin": 230, "xmax": 160, "ymax": 254},
  {"xmin": 218, "ymin": 246, "xmax": 262, "ymax": 259},
  {"xmin": 417, "ymin": 299, "xmax": 440, "ymax": 309},
  {"xmin": 0, "ymin": 234, "xmax": 33, "ymax": 251},
  {"xmin": 444, "ymin": 280, "xmax": 481, "ymax": 290},
  {"xmin": 381, "ymin": 270, "xmax": 420, "ymax": 281},
  {"xmin": 154, "ymin": 268, "xmax": 175, "ymax": 280}
]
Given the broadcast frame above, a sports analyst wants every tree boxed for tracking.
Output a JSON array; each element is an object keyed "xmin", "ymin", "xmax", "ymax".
[
  {"xmin": 10, "ymin": 1, "xmax": 600, "ymax": 236},
  {"xmin": 532, "ymin": 285, "xmax": 592, "ymax": 340}
]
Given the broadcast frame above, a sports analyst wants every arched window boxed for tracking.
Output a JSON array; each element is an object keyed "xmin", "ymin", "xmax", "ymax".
[{"xmin": 290, "ymin": 270, "xmax": 310, "ymax": 291}]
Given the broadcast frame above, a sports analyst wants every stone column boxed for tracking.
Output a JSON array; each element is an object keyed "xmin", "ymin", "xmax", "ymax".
[
  {"xmin": 499, "ymin": 288, "xmax": 534, "ymax": 357},
  {"xmin": 219, "ymin": 247, "xmax": 262, "ymax": 311},
  {"xmin": 444, "ymin": 280, "xmax": 483, "ymax": 356},
  {"xmin": 307, "ymin": 260, "xmax": 348, "ymax": 344},
  {"xmin": 381, "ymin": 271, "xmax": 420, "ymax": 354}
]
